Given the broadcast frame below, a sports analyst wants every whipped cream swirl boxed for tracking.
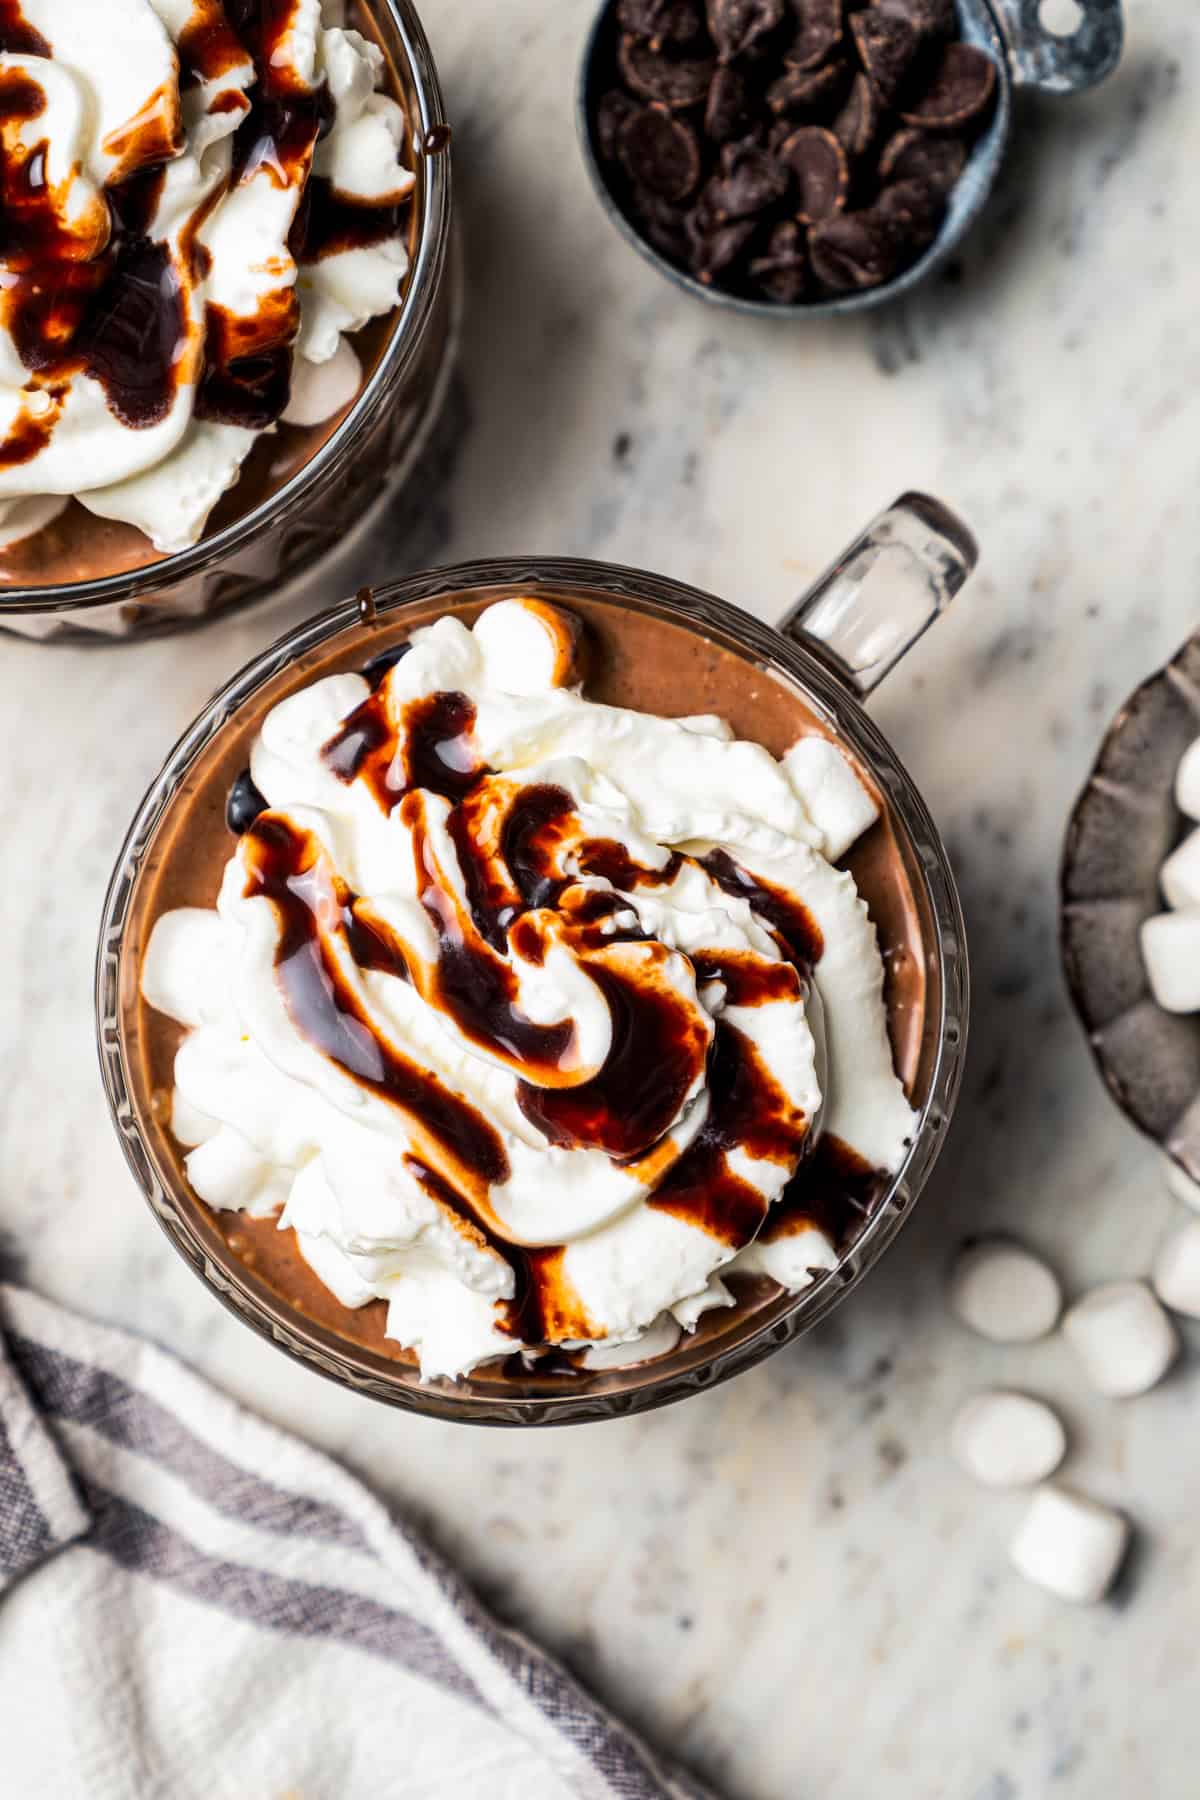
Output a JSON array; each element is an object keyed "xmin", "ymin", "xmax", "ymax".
[
  {"xmin": 0, "ymin": 0, "xmax": 414, "ymax": 554},
  {"xmin": 142, "ymin": 599, "xmax": 918, "ymax": 1378}
]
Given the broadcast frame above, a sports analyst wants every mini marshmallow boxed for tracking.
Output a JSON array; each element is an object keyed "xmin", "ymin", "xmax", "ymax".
[
  {"xmin": 1009, "ymin": 1484, "xmax": 1130, "ymax": 1605},
  {"xmin": 1062, "ymin": 1280, "xmax": 1179, "ymax": 1397},
  {"xmin": 950, "ymin": 1391, "xmax": 1066, "ymax": 1489},
  {"xmin": 948, "ymin": 1240, "xmax": 1062, "ymax": 1343},
  {"xmin": 1161, "ymin": 828, "xmax": 1200, "ymax": 910},
  {"xmin": 141, "ymin": 907, "xmax": 228, "ymax": 1029},
  {"xmin": 580, "ymin": 1315, "xmax": 682, "ymax": 1369},
  {"xmin": 1163, "ymin": 1151, "xmax": 1200, "ymax": 1212},
  {"xmin": 1175, "ymin": 735, "xmax": 1200, "ymax": 821},
  {"xmin": 170, "ymin": 1089, "xmax": 219, "ymax": 1150},
  {"xmin": 0, "ymin": 494, "xmax": 67, "ymax": 550},
  {"xmin": 281, "ymin": 337, "xmax": 362, "ymax": 427},
  {"xmin": 1152, "ymin": 1220, "xmax": 1200, "ymax": 1319},
  {"xmin": 1140, "ymin": 911, "xmax": 1200, "ymax": 1013},
  {"xmin": 783, "ymin": 735, "xmax": 880, "ymax": 862},
  {"xmin": 184, "ymin": 1127, "xmax": 286, "ymax": 1219}
]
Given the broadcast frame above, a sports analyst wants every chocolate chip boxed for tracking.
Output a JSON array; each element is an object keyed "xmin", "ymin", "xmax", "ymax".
[
  {"xmin": 750, "ymin": 218, "xmax": 809, "ymax": 301},
  {"xmin": 874, "ymin": 0, "xmax": 957, "ymax": 39},
  {"xmin": 832, "ymin": 71, "xmax": 878, "ymax": 156},
  {"xmin": 361, "ymin": 642, "xmax": 411, "ymax": 688},
  {"xmin": 705, "ymin": 63, "xmax": 754, "ymax": 141},
  {"xmin": 766, "ymin": 58, "xmax": 848, "ymax": 116},
  {"xmin": 618, "ymin": 34, "xmax": 716, "ymax": 107},
  {"xmin": 850, "ymin": 11, "xmax": 919, "ymax": 106},
  {"xmin": 226, "ymin": 769, "xmax": 267, "ymax": 835},
  {"xmin": 877, "ymin": 175, "xmax": 945, "ymax": 248},
  {"xmin": 809, "ymin": 207, "xmax": 900, "ymax": 289},
  {"xmin": 619, "ymin": 104, "xmax": 703, "ymax": 199},
  {"xmin": 632, "ymin": 187, "xmax": 692, "ymax": 259},
  {"xmin": 705, "ymin": 138, "xmax": 792, "ymax": 217},
  {"xmin": 596, "ymin": 89, "xmax": 639, "ymax": 162},
  {"xmin": 617, "ymin": 0, "xmax": 704, "ymax": 46},
  {"xmin": 688, "ymin": 214, "xmax": 758, "ymax": 280},
  {"xmin": 878, "ymin": 125, "xmax": 967, "ymax": 190},
  {"xmin": 778, "ymin": 125, "xmax": 848, "ymax": 222},
  {"xmin": 707, "ymin": 0, "xmax": 785, "ymax": 62},
  {"xmin": 786, "ymin": 0, "xmax": 843, "ymax": 70},
  {"xmin": 900, "ymin": 42, "xmax": 997, "ymax": 127}
]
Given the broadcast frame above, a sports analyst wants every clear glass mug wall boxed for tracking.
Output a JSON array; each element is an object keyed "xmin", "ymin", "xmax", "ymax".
[
  {"xmin": 97, "ymin": 496, "xmax": 974, "ymax": 1424},
  {"xmin": 0, "ymin": 0, "xmax": 454, "ymax": 645}
]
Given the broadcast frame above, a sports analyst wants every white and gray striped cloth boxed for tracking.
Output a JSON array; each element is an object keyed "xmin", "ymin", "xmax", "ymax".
[{"xmin": 0, "ymin": 1284, "xmax": 714, "ymax": 1800}]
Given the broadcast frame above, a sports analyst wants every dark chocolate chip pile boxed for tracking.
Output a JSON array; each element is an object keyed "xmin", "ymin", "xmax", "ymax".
[{"xmin": 593, "ymin": 0, "xmax": 997, "ymax": 304}]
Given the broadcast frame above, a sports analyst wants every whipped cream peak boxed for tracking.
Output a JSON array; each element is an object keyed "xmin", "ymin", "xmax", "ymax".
[
  {"xmin": 141, "ymin": 598, "xmax": 917, "ymax": 1378},
  {"xmin": 17, "ymin": 0, "xmax": 185, "ymax": 186},
  {"xmin": 0, "ymin": 0, "xmax": 415, "ymax": 554}
]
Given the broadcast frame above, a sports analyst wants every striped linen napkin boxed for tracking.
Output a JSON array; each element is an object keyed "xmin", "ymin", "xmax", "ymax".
[{"xmin": 0, "ymin": 1284, "xmax": 715, "ymax": 1800}]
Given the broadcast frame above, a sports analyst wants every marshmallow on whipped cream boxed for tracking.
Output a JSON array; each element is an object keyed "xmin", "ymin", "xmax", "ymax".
[
  {"xmin": 0, "ymin": 0, "xmax": 414, "ymax": 554},
  {"xmin": 141, "ymin": 599, "xmax": 917, "ymax": 1379}
]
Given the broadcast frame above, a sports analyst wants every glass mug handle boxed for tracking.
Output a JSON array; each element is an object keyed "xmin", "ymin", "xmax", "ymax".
[{"xmin": 776, "ymin": 491, "xmax": 978, "ymax": 699}]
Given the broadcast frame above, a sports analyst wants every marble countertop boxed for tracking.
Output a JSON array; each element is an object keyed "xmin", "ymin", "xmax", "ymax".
[{"xmin": 3, "ymin": 2, "xmax": 1199, "ymax": 1794}]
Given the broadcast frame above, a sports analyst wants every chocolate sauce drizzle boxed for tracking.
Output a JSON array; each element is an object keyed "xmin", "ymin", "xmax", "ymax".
[
  {"xmin": 402, "ymin": 790, "xmax": 576, "ymax": 1077},
  {"xmin": 0, "ymin": 67, "xmax": 107, "ymax": 419},
  {"xmin": 290, "ymin": 175, "xmax": 406, "ymax": 263},
  {"xmin": 0, "ymin": 0, "xmax": 49, "ymax": 57},
  {"xmin": 517, "ymin": 958, "xmax": 709, "ymax": 1161},
  {"xmin": 405, "ymin": 1158, "xmax": 590, "ymax": 1346},
  {"xmin": 0, "ymin": 30, "xmax": 185, "ymax": 429},
  {"xmin": 323, "ymin": 689, "xmax": 486, "ymax": 810},
  {"xmin": 76, "ymin": 238, "xmax": 187, "ymax": 430},
  {"xmin": 497, "ymin": 783, "xmax": 575, "ymax": 913},
  {"xmin": 227, "ymin": 639, "xmax": 892, "ymax": 1353},
  {"xmin": 178, "ymin": 3, "xmax": 255, "ymax": 90},
  {"xmin": 320, "ymin": 688, "xmax": 395, "ymax": 794},
  {"xmin": 108, "ymin": 168, "xmax": 168, "ymax": 239},
  {"xmin": 649, "ymin": 1021, "xmax": 811, "ymax": 1248},
  {"xmin": 239, "ymin": 810, "xmax": 598, "ymax": 1345},
  {"xmin": 758, "ymin": 1133, "xmax": 887, "ymax": 1252},
  {"xmin": 700, "ymin": 847, "xmax": 825, "ymax": 981},
  {"xmin": 196, "ymin": 299, "xmax": 294, "ymax": 431},
  {"xmin": 0, "ymin": 0, "xmax": 415, "ymax": 456},
  {"xmin": 241, "ymin": 813, "xmax": 509, "ymax": 1191},
  {"xmin": 691, "ymin": 951, "xmax": 802, "ymax": 1009}
]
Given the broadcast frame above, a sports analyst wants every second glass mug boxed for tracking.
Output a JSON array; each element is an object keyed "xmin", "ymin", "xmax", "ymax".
[
  {"xmin": 0, "ymin": 0, "xmax": 454, "ymax": 645},
  {"xmin": 97, "ymin": 493, "xmax": 975, "ymax": 1425}
]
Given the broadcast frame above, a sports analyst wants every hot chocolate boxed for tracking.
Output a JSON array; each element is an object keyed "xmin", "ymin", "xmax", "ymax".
[
  {"xmin": 0, "ymin": 0, "xmax": 419, "ymax": 587},
  {"xmin": 123, "ymin": 586, "xmax": 930, "ymax": 1382}
]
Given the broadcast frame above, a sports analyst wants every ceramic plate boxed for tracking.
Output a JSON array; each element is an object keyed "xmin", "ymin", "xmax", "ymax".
[{"xmin": 1061, "ymin": 632, "xmax": 1200, "ymax": 1180}]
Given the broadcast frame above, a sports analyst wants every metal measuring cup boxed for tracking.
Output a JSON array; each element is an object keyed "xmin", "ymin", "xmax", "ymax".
[{"xmin": 578, "ymin": 0, "xmax": 1125, "ymax": 317}]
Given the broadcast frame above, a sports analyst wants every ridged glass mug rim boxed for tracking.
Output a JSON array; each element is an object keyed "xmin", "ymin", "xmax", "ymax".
[
  {"xmin": 0, "ymin": 0, "xmax": 451, "ymax": 618},
  {"xmin": 95, "ymin": 556, "xmax": 969, "ymax": 1425}
]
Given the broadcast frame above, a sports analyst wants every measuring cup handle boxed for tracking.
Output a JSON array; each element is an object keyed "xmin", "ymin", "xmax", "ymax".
[
  {"xmin": 776, "ymin": 493, "xmax": 977, "ymax": 699},
  {"xmin": 991, "ymin": 0, "xmax": 1124, "ymax": 95}
]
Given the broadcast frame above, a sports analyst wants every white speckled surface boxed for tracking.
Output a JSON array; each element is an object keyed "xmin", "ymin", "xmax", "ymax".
[{"xmin": 3, "ymin": 4, "xmax": 1200, "ymax": 1795}]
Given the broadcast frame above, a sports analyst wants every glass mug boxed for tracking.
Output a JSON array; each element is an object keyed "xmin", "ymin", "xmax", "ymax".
[
  {"xmin": 97, "ymin": 493, "xmax": 974, "ymax": 1425},
  {"xmin": 0, "ymin": 0, "xmax": 455, "ymax": 646}
]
